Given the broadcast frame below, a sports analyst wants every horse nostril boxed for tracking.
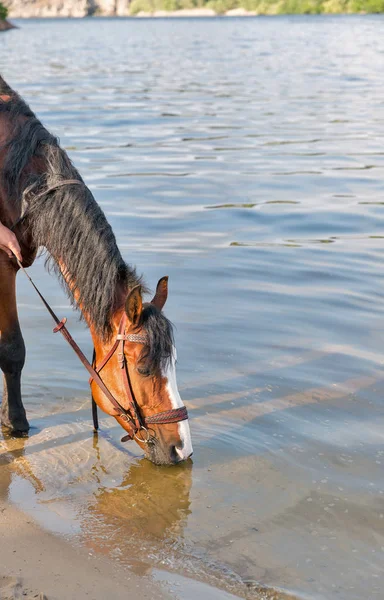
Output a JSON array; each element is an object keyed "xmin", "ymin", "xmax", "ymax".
[
  {"xmin": 170, "ymin": 445, "xmax": 181, "ymax": 463},
  {"xmin": 170, "ymin": 443, "xmax": 192, "ymax": 463}
]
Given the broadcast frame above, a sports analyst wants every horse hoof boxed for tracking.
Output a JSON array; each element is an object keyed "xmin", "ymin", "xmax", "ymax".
[
  {"xmin": 9, "ymin": 429, "xmax": 29, "ymax": 438},
  {"xmin": 1, "ymin": 417, "xmax": 30, "ymax": 436}
]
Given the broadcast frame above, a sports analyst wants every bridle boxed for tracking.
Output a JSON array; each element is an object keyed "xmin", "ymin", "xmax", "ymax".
[
  {"xmin": 89, "ymin": 312, "xmax": 188, "ymax": 443},
  {"xmin": 12, "ymin": 179, "xmax": 189, "ymax": 444}
]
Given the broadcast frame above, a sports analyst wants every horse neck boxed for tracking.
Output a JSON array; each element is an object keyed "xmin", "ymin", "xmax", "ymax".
[{"xmin": 57, "ymin": 258, "xmax": 126, "ymax": 349}]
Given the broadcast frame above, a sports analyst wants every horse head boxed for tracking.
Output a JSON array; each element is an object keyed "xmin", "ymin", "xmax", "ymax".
[{"xmin": 91, "ymin": 277, "xmax": 193, "ymax": 466}]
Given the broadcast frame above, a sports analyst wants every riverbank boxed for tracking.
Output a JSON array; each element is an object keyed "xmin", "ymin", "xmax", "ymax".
[
  {"xmin": 0, "ymin": 19, "xmax": 15, "ymax": 30},
  {"xmin": 128, "ymin": 1, "xmax": 381, "ymax": 16},
  {"xmin": 0, "ymin": 7, "xmax": 258, "ymax": 17},
  {"xmin": 3, "ymin": 0, "xmax": 384, "ymax": 17}
]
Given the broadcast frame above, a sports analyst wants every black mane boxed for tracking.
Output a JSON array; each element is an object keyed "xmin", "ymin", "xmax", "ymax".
[{"xmin": 0, "ymin": 76, "xmax": 143, "ymax": 341}]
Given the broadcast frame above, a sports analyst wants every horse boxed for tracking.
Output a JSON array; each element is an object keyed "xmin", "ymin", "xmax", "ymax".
[{"xmin": 0, "ymin": 75, "xmax": 193, "ymax": 466}]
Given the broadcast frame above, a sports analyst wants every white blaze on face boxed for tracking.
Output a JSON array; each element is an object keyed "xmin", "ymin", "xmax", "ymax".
[{"xmin": 163, "ymin": 347, "xmax": 193, "ymax": 461}]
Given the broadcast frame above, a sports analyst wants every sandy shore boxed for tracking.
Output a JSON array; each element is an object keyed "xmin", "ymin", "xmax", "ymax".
[{"xmin": 0, "ymin": 498, "xmax": 175, "ymax": 600}]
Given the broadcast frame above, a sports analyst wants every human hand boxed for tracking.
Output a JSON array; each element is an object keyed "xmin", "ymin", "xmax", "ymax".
[{"xmin": 0, "ymin": 222, "xmax": 22, "ymax": 262}]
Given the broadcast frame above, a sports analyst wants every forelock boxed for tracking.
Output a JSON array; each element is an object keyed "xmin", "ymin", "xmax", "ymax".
[{"xmin": 138, "ymin": 304, "xmax": 174, "ymax": 373}]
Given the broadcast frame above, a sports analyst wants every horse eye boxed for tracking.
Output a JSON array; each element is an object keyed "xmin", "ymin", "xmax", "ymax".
[{"xmin": 137, "ymin": 366, "xmax": 151, "ymax": 377}]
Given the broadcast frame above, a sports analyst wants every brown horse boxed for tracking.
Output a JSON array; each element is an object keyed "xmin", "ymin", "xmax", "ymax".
[{"xmin": 0, "ymin": 75, "xmax": 192, "ymax": 465}]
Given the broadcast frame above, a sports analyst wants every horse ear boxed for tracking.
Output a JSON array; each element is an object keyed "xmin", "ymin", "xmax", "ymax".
[
  {"xmin": 125, "ymin": 285, "xmax": 143, "ymax": 325},
  {"xmin": 151, "ymin": 276, "xmax": 168, "ymax": 311}
]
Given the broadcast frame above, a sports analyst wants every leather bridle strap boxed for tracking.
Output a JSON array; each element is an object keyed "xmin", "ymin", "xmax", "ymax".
[
  {"xmin": 89, "ymin": 314, "xmax": 143, "ymax": 431},
  {"xmin": 145, "ymin": 408, "xmax": 189, "ymax": 424},
  {"xmin": 100, "ymin": 313, "xmax": 143, "ymax": 437}
]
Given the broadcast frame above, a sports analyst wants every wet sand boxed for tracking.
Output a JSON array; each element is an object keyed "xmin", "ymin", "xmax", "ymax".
[
  {"xmin": 0, "ymin": 495, "xmax": 175, "ymax": 600},
  {"xmin": 0, "ymin": 413, "xmax": 302, "ymax": 600},
  {"xmin": 0, "ymin": 486, "xmax": 251, "ymax": 600}
]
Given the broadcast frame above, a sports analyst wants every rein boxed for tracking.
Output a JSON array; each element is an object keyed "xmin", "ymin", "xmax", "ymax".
[{"xmin": 12, "ymin": 180, "xmax": 188, "ymax": 443}]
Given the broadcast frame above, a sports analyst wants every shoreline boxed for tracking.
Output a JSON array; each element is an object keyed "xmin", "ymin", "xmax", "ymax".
[
  {"xmin": 4, "ymin": 10, "xmax": 374, "ymax": 18},
  {"xmin": 0, "ymin": 19, "xmax": 16, "ymax": 30},
  {"xmin": 0, "ymin": 495, "xmax": 176, "ymax": 600},
  {"xmin": 0, "ymin": 495, "xmax": 245, "ymax": 600},
  {"xmin": 4, "ymin": 9, "xmax": 259, "ymax": 18}
]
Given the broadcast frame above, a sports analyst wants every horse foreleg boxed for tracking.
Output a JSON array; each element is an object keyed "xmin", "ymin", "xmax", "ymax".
[{"xmin": 0, "ymin": 258, "xmax": 29, "ymax": 434}]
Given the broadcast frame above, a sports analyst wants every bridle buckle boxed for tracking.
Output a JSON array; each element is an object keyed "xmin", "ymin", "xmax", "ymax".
[
  {"xmin": 134, "ymin": 426, "xmax": 152, "ymax": 445},
  {"xmin": 120, "ymin": 412, "xmax": 132, "ymax": 423}
]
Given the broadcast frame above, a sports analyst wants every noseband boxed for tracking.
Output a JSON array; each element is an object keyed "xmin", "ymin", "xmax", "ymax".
[
  {"xmin": 89, "ymin": 312, "xmax": 188, "ymax": 443},
  {"xmin": 16, "ymin": 258, "xmax": 188, "ymax": 444}
]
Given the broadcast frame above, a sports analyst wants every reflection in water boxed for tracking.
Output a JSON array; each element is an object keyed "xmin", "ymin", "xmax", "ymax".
[
  {"xmin": 0, "ymin": 429, "xmax": 44, "ymax": 500},
  {"xmin": 90, "ymin": 456, "xmax": 192, "ymax": 541},
  {"xmin": 83, "ymin": 444, "xmax": 193, "ymax": 573},
  {"xmin": 0, "ymin": 425, "xmax": 193, "ymax": 577}
]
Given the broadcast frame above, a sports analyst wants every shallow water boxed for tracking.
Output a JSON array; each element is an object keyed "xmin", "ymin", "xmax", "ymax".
[{"xmin": 1, "ymin": 14, "xmax": 384, "ymax": 600}]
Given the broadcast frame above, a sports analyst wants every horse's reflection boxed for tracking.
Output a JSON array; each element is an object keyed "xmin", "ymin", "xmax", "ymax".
[
  {"xmin": 88, "ymin": 436, "xmax": 192, "ymax": 543},
  {"xmin": 0, "ymin": 428, "xmax": 192, "ymax": 553},
  {"xmin": 0, "ymin": 428, "xmax": 45, "ymax": 500}
]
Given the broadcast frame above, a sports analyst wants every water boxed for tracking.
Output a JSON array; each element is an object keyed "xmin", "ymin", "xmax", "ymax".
[{"xmin": 1, "ymin": 15, "xmax": 384, "ymax": 600}]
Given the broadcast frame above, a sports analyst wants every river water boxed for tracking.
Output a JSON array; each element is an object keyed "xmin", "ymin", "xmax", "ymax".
[{"xmin": 0, "ymin": 15, "xmax": 384, "ymax": 600}]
